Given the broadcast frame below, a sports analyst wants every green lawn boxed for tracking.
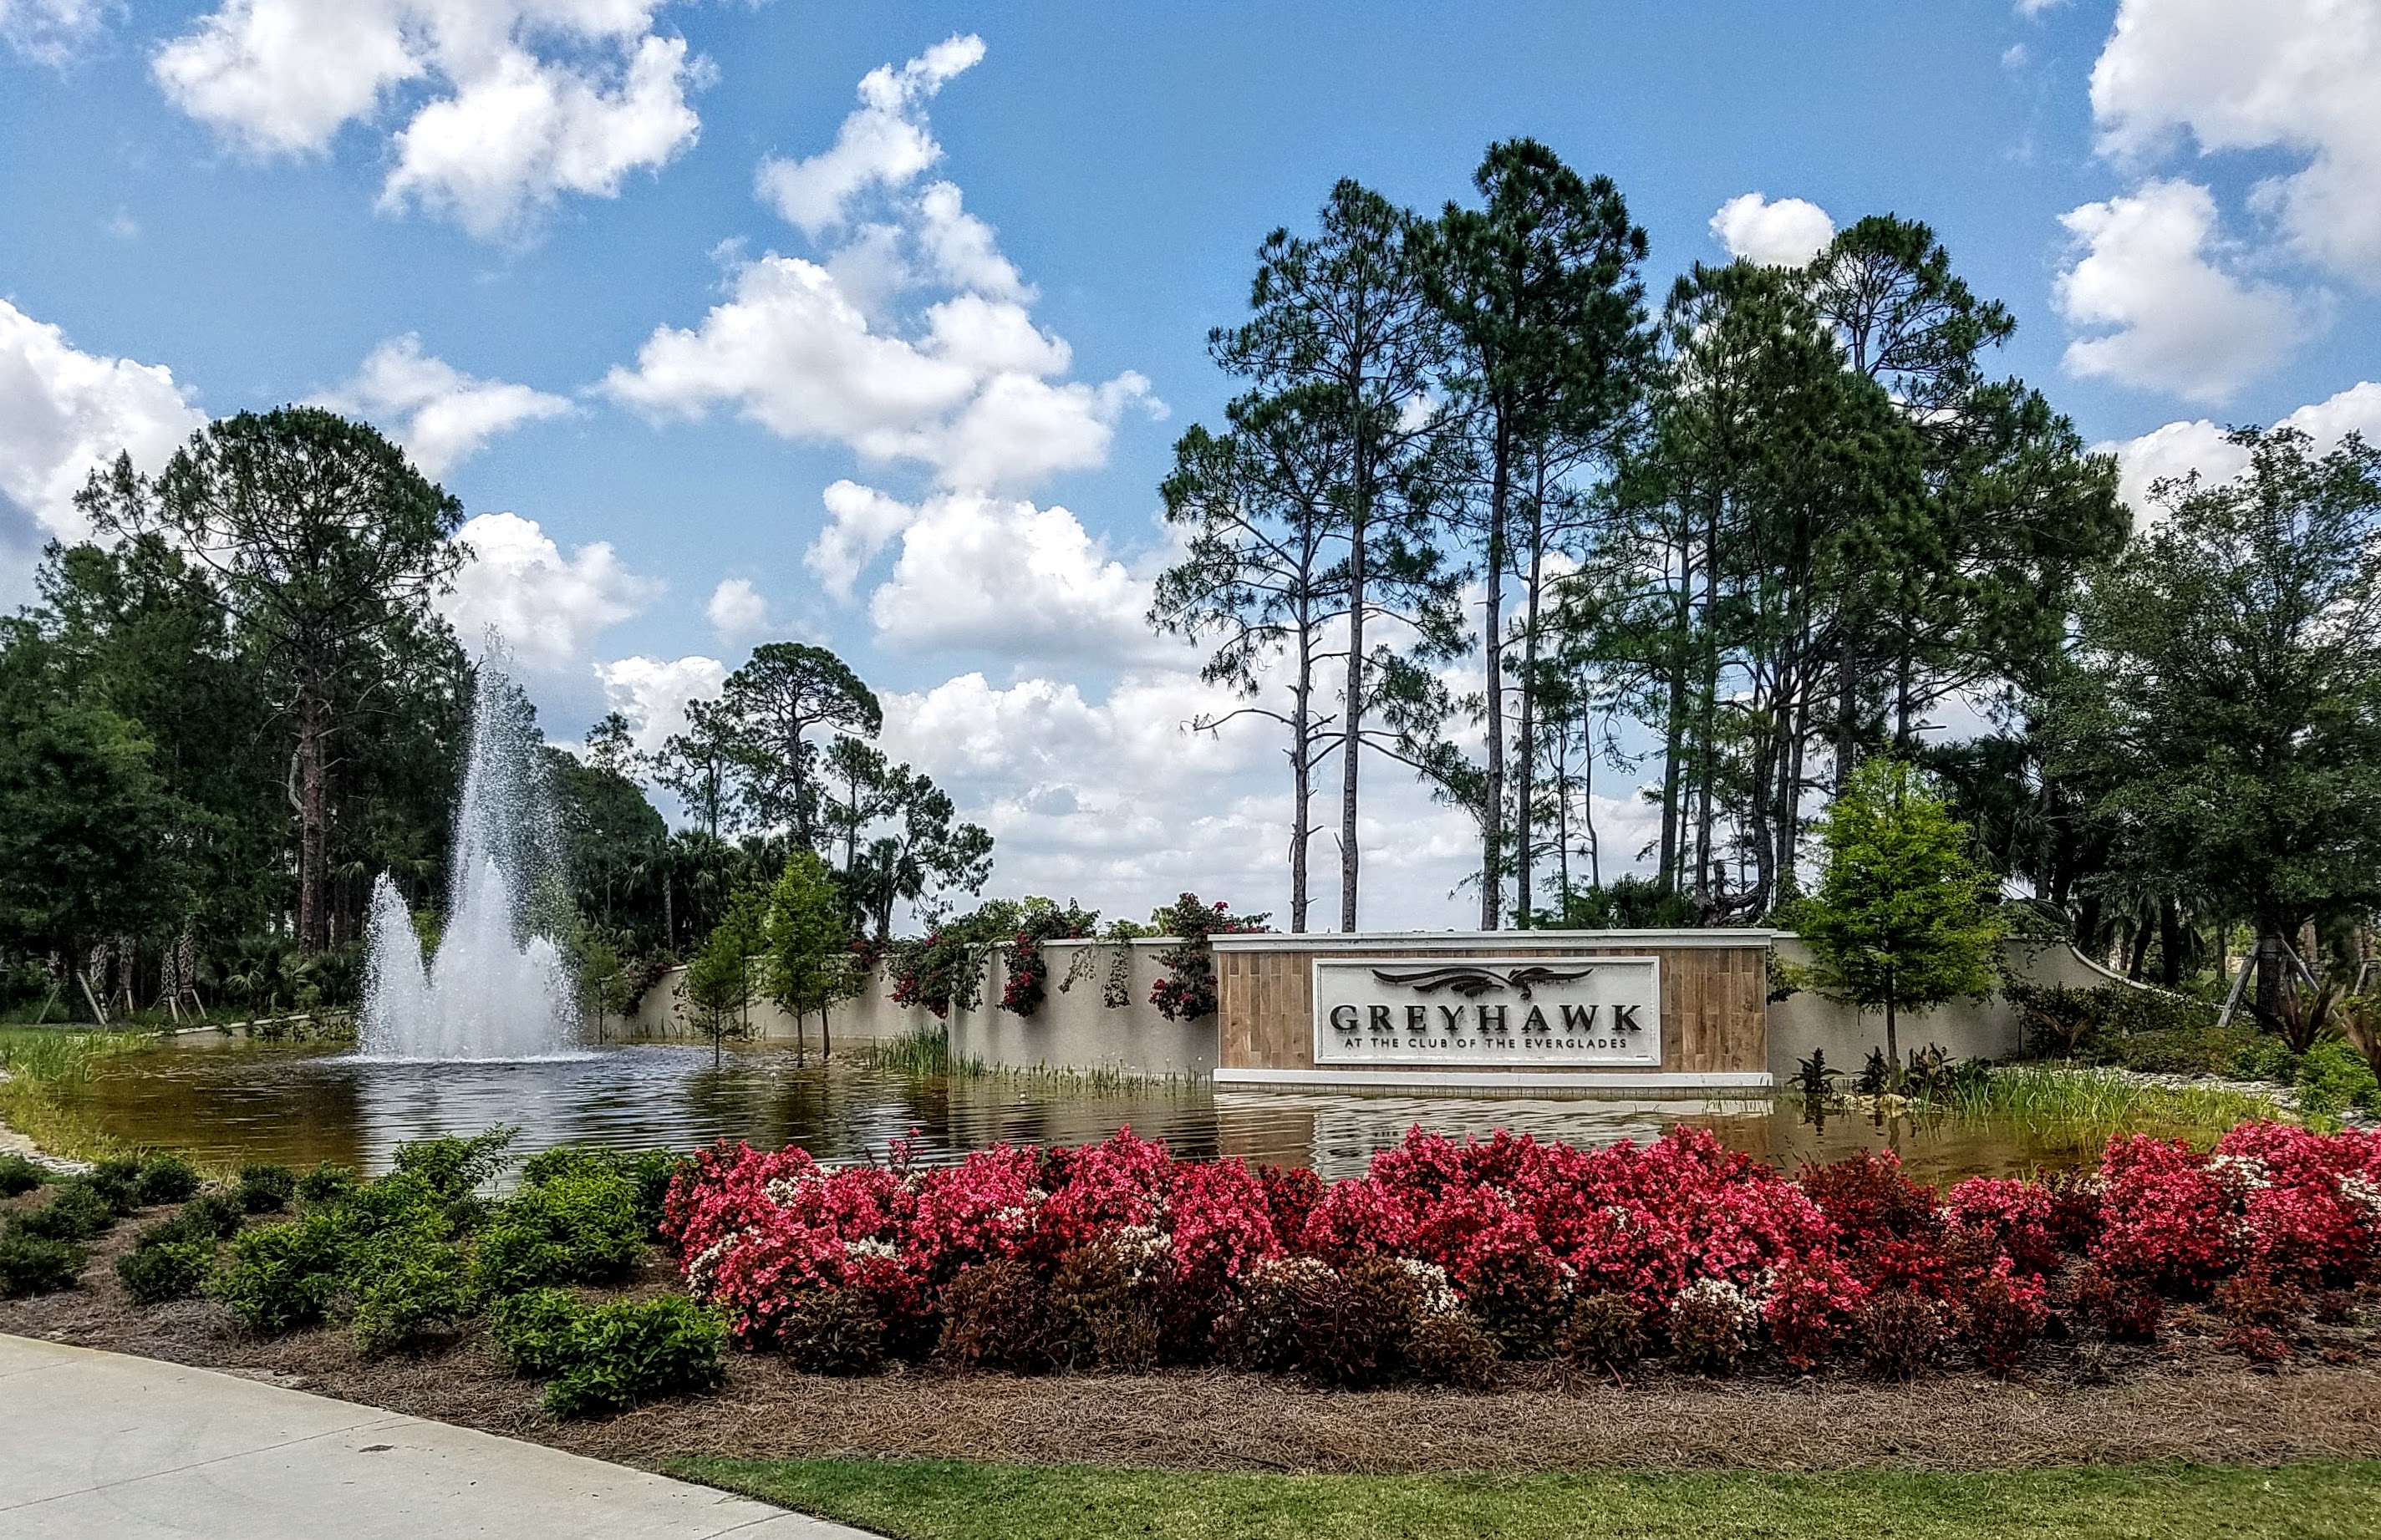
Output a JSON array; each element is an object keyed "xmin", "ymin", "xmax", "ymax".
[{"xmin": 669, "ymin": 1456, "xmax": 2381, "ymax": 1540}]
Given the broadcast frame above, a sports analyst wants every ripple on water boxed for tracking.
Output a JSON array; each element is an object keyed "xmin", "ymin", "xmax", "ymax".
[{"xmin": 49, "ymin": 1039, "xmax": 2114, "ymax": 1184}]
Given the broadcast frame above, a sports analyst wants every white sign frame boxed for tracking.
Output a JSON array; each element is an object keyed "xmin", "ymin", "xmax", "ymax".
[{"xmin": 1310, "ymin": 954, "xmax": 1662, "ymax": 1069}]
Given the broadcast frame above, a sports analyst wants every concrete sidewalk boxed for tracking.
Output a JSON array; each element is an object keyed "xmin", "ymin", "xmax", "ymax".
[{"xmin": 0, "ymin": 1334, "xmax": 878, "ymax": 1539}]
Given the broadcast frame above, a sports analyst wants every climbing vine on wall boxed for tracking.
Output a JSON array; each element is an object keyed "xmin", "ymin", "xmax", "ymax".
[{"xmin": 1148, "ymin": 893, "xmax": 1270, "ymax": 1020}]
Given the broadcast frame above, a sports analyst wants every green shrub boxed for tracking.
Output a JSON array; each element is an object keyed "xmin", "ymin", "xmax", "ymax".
[
  {"xmin": 517, "ymin": 1146, "xmax": 681, "ymax": 1236},
  {"xmin": 541, "ymin": 1296, "xmax": 725, "ymax": 1420},
  {"xmin": 81, "ymin": 1161, "xmax": 141, "ymax": 1216},
  {"xmin": 487, "ymin": 1286, "xmax": 585, "ymax": 1377},
  {"xmin": 132, "ymin": 1191, "xmax": 242, "ymax": 1251},
  {"xmin": 2295, "ymin": 1039, "xmax": 2381, "ymax": 1116},
  {"xmin": 351, "ymin": 1228, "xmax": 475, "ymax": 1356},
  {"xmin": 169, "ymin": 1191, "xmax": 247, "ymax": 1243},
  {"xmin": 2231, "ymin": 1036, "xmax": 2301, "ymax": 1084},
  {"xmin": 209, "ymin": 1212, "xmax": 348, "ymax": 1333},
  {"xmin": 391, "ymin": 1128, "xmax": 517, "ymax": 1201},
  {"xmin": 0, "ymin": 1151, "xmax": 45, "ymax": 1197},
  {"xmin": 2085, "ymin": 1023, "xmax": 2262, "ymax": 1076},
  {"xmin": 2097, "ymin": 985, "xmax": 2218, "ymax": 1037},
  {"xmin": 133, "ymin": 1155, "xmax": 201, "ymax": 1207},
  {"xmin": 236, "ymin": 1165, "xmax": 297, "ymax": 1213},
  {"xmin": 0, "ymin": 1232, "xmax": 83, "ymax": 1296},
  {"xmin": 9, "ymin": 1181, "xmax": 116, "ymax": 1243},
  {"xmin": 91, "ymin": 1154, "xmax": 143, "ymax": 1187},
  {"xmin": 116, "ymin": 1238, "xmax": 212, "ymax": 1304},
  {"xmin": 472, "ymin": 1172, "xmax": 642, "ymax": 1297},
  {"xmin": 296, "ymin": 1163, "xmax": 357, "ymax": 1206}
]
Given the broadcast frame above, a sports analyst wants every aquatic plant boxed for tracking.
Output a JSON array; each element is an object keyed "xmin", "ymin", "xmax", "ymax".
[{"xmin": 1941, "ymin": 1064, "xmax": 2280, "ymax": 1147}]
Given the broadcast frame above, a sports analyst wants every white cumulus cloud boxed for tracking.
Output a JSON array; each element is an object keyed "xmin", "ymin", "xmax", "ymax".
[
  {"xmin": 0, "ymin": 297, "xmax": 206, "ymax": 596},
  {"xmin": 152, "ymin": 0, "xmax": 707, "ymax": 240},
  {"xmin": 604, "ymin": 36, "xmax": 1157, "ymax": 497},
  {"xmin": 867, "ymin": 494, "xmax": 1156, "ymax": 659},
  {"xmin": 1708, "ymin": 193, "xmax": 1834, "ymax": 268},
  {"xmin": 753, "ymin": 33, "xmax": 984, "ymax": 237},
  {"xmin": 598, "ymin": 246, "xmax": 1152, "ymax": 497},
  {"xmin": 2107, "ymin": 379, "xmax": 2381, "ymax": 515},
  {"xmin": 2054, "ymin": 179, "xmax": 2307, "ymax": 403},
  {"xmin": 704, "ymin": 576, "xmax": 772, "ymax": 645},
  {"xmin": 595, "ymin": 652, "xmax": 725, "ymax": 754},
  {"xmin": 2090, "ymin": 0, "xmax": 2381, "ymax": 285},
  {"xmin": 0, "ymin": 0, "xmax": 104, "ymax": 64},
  {"xmin": 316, "ymin": 334, "xmax": 573, "ymax": 477},
  {"xmin": 440, "ymin": 511, "xmax": 659, "ymax": 673},
  {"xmin": 878, "ymin": 668, "xmax": 1580, "ymax": 929},
  {"xmin": 807, "ymin": 478, "xmax": 918, "ymax": 599}
]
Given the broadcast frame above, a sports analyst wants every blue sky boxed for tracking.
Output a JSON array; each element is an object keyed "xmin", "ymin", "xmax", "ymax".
[{"xmin": 3, "ymin": 0, "xmax": 2377, "ymax": 927}]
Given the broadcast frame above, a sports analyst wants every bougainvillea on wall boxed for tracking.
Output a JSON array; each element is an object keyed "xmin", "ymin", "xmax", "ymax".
[
  {"xmin": 663, "ymin": 1121, "xmax": 2381, "ymax": 1386},
  {"xmin": 1147, "ymin": 893, "xmax": 1269, "ymax": 1020}
]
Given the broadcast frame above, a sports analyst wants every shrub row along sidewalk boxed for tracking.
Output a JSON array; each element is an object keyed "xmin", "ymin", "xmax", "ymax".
[
  {"xmin": 666, "ymin": 1122, "xmax": 2381, "ymax": 1385},
  {"xmin": 3, "ymin": 1135, "xmax": 728, "ymax": 1421}
]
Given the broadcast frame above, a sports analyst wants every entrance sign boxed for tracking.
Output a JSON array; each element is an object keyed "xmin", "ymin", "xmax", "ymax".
[{"xmin": 1312, "ymin": 955, "xmax": 1661, "ymax": 1068}]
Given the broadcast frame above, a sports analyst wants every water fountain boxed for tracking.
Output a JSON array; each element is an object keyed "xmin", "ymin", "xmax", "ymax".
[{"xmin": 357, "ymin": 662, "xmax": 582, "ymax": 1061}]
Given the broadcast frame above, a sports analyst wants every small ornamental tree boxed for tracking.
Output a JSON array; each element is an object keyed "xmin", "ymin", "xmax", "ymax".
[
  {"xmin": 684, "ymin": 891, "xmax": 767, "ymax": 1067},
  {"xmin": 766, "ymin": 851, "xmax": 851, "ymax": 1065},
  {"xmin": 1783, "ymin": 759, "xmax": 2006, "ymax": 1091}
]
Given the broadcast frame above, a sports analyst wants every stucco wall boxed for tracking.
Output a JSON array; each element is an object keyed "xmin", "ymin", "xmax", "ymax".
[
  {"xmin": 612, "ymin": 938, "xmax": 1208, "ymax": 1075},
  {"xmin": 945, "ymin": 940, "xmax": 1213, "ymax": 1079},
  {"xmin": 615, "ymin": 930, "xmax": 2155, "ymax": 1086},
  {"xmin": 613, "ymin": 959, "xmax": 913, "ymax": 1048},
  {"xmin": 1765, "ymin": 935, "xmax": 2144, "ymax": 1078}
]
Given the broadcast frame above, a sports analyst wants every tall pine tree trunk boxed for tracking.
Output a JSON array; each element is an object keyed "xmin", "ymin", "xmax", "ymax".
[
  {"xmin": 295, "ymin": 680, "xmax": 333, "ymax": 953},
  {"xmin": 1289, "ymin": 664, "xmax": 1313, "ymax": 933},
  {"xmin": 1341, "ymin": 501, "xmax": 1366, "ymax": 933},
  {"xmin": 1513, "ymin": 480, "xmax": 1546, "ymax": 930},
  {"xmin": 1692, "ymin": 498, "xmax": 1722, "ymax": 913},
  {"xmin": 1479, "ymin": 433, "xmax": 1509, "ymax": 931}
]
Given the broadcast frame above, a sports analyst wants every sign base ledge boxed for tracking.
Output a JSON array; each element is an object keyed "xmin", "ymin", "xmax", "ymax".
[{"xmin": 1213, "ymin": 1068, "xmax": 1774, "ymax": 1091}]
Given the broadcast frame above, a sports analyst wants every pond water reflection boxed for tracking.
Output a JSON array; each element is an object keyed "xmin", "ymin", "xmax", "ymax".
[{"xmin": 53, "ymin": 1038, "xmax": 2113, "ymax": 1184}]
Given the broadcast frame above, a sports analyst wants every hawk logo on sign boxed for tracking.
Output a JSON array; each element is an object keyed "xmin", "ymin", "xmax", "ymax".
[
  {"xmin": 1366, "ymin": 963, "xmax": 1598, "ymax": 1001},
  {"xmin": 1313, "ymin": 955, "xmax": 1661, "ymax": 1068}
]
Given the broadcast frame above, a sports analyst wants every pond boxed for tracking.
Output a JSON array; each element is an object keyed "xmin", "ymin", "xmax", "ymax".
[{"xmin": 45, "ymin": 1036, "xmax": 2138, "ymax": 1184}]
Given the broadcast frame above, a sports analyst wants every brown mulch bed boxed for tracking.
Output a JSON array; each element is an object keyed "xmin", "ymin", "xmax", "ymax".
[{"xmin": 7, "ymin": 1201, "xmax": 2381, "ymax": 1477}]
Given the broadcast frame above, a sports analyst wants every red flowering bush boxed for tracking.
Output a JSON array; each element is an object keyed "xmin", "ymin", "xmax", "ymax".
[
  {"xmin": 2210, "ymin": 1122, "xmax": 2381, "ymax": 1283},
  {"xmin": 660, "ymin": 1121, "xmax": 2381, "ymax": 1385},
  {"xmin": 1763, "ymin": 1256, "xmax": 1870, "ymax": 1371},
  {"xmin": 1959, "ymin": 1258, "xmax": 2050, "ymax": 1376},
  {"xmin": 2092, "ymin": 1135, "xmax": 2240, "ymax": 1292},
  {"xmin": 1944, "ymin": 1177, "xmax": 2063, "ymax": 1278}
]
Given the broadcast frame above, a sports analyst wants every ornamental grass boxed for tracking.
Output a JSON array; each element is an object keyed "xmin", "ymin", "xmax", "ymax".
[{"xmin": 667, "ymin": 1121, "xmax": 2381, "ymax": 1385}]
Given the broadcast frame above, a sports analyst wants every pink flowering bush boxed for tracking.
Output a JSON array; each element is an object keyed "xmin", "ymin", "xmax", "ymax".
[
  {"xmin": 1944, "ymin": 1177, "xmax": 2064, "ymax": 1278},
  {"xmin": 661, "ymin": 1121, "xmax": 2381, "ymax": 1383}
]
